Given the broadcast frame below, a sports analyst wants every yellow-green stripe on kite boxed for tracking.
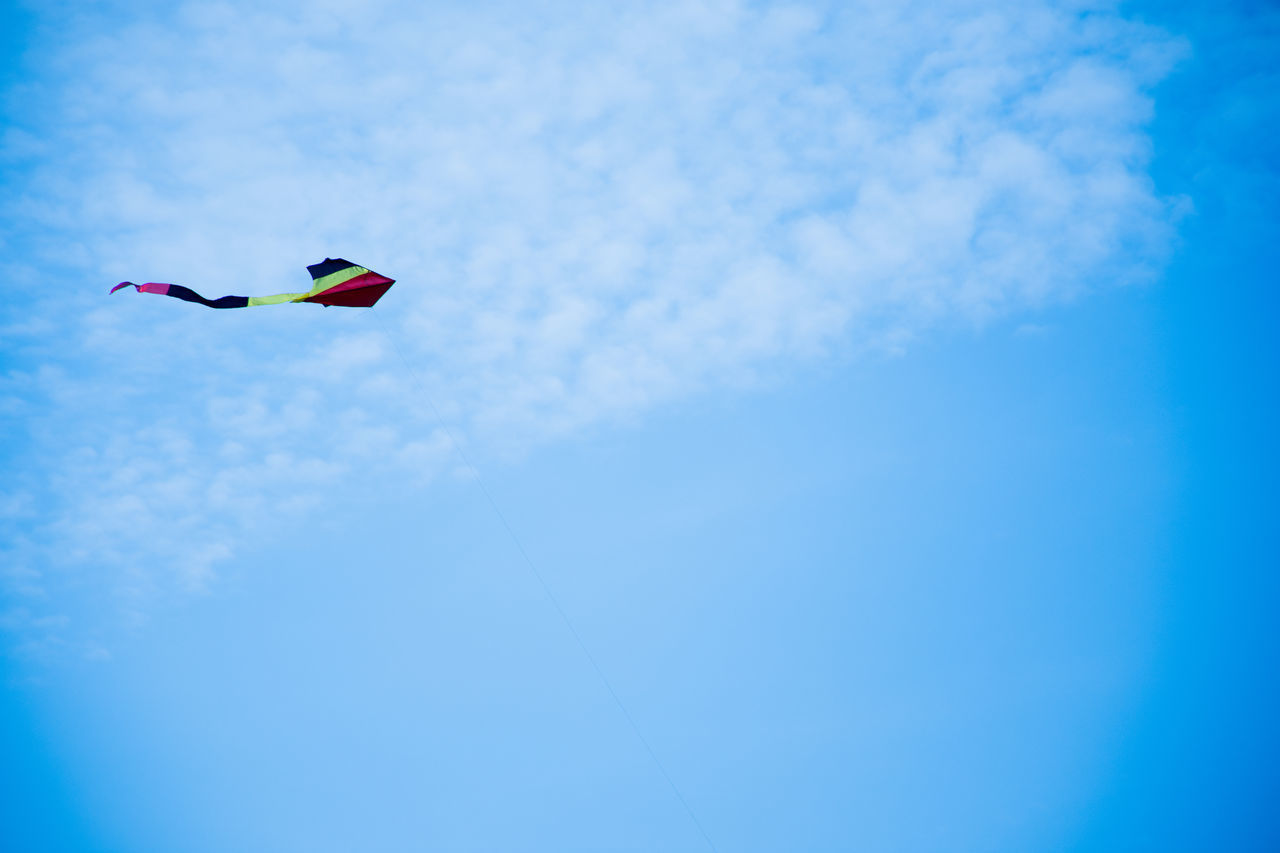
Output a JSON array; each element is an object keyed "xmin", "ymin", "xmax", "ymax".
[{"xmin": 307, "ymin": 265, "xmax": 370, "ymax": 296}]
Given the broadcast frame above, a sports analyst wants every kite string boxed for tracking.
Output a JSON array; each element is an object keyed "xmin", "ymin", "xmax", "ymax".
[{"xmin": 368, "ymin": 307, "xmax": 719, "ymax": 853}]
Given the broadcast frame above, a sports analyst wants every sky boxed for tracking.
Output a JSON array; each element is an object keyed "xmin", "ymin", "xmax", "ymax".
[{"xmin": 0, "ymin": 0, "xmax": 1277, "ymax": 850}]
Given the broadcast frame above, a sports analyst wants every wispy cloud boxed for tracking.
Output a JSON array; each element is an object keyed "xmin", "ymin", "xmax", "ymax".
[{"xmin": 1, "ymin": 0, "xmax": 1183, "ymax": 652}]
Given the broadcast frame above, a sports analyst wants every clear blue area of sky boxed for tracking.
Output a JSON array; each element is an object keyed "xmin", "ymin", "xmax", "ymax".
[{"xmin": 2, "ymin": 1, "xmax": 1277, "ymax": 851}]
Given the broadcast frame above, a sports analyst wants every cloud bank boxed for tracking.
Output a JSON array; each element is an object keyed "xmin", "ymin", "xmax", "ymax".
[{"xmin": 1, "ymin": 0, "xmax": 1181, "ymax": 652}]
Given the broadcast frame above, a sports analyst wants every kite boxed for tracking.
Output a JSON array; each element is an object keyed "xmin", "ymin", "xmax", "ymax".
[{"xmin": 110, "ymin": 258, "xmax": 395, "ymax": 308}]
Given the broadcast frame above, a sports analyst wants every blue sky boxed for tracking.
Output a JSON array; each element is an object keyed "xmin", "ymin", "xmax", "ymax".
[{"xmin": 1, "ymin": 0, "xmax": 1277, "ymax": 850}]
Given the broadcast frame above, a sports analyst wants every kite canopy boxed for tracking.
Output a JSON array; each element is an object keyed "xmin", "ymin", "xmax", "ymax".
[{"xmin": 110, "ymin": 258, "xmax": 395, "ymax": 309}]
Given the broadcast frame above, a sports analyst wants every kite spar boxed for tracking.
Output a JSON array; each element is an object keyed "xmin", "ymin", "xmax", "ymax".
[{"xmin": 110, "ymin": 258, "xmax": 395, "ymax": 308}]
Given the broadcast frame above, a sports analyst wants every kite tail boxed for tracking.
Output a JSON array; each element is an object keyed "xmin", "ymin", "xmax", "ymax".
[{"xmin": 111, "ymin": 281, "xmax": 250, "ymax": 309}]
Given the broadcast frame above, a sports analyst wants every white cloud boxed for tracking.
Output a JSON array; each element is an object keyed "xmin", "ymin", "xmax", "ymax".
[{"xmin": 0, "ymin": 0, "xmax": 1183, "ymax": 650}]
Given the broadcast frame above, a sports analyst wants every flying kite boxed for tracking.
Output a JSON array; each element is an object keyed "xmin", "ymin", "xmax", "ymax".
[{"xmin": 110, "ymin": 258, "xmax": 395, "ymax": 308}]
